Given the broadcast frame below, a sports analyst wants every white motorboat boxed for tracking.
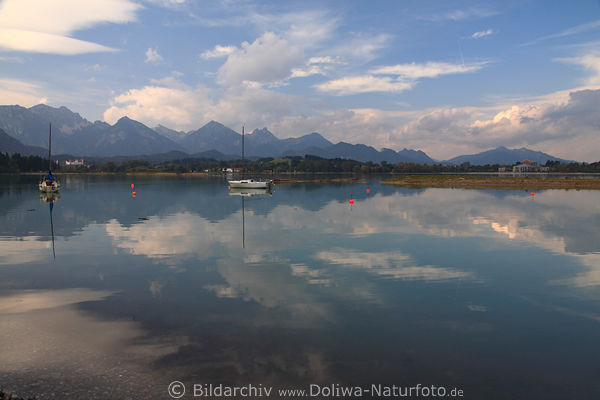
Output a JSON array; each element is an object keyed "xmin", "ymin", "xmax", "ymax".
[{"xmin": 39, "ymin": 122, "xmax": 60, "ymax": 193}]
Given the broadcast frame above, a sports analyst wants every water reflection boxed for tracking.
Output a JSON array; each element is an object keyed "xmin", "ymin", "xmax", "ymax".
[
  {"xmin": 1, "ymin": 176, "xmax": 600, "ymax": 398},
  {"xmin": 315, "ymin": 248, "xmax": 473, "ymax": 281},
  {"xmin": 40, "ymin": 192, "xmax": 59, "ymax": 259},
  {"xmin": 0, "ymin": 288, "xmax": 179, "ymax": 398}
]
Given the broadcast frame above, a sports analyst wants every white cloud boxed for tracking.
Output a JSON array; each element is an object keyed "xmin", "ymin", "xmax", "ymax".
[
  {"xmin": 391, "ymin": 87, "xmax": 600, "ymax": 161},
  {"xmin": 144, "ymin": 0, "xmax": 186, "ymax": 7},
  {"xmin": 257, "ymin": 9, "xmax": 338, "ymax": 48},
  {"xmin": 290, "ymin": 56, "xmax": 345, "ymax": 78},
  {"xmin": 423, "ymin": 7, "xmax": 498, "ymax": 22},
  {"xmin": 558, "ymin": 54, "xmax": 600, "ymax": 85},
  {"xmin": 308, "ymin": 56, "xmax": 343, "ymax": 65},
  {"xmin": 103, "ymin": 78, "xmax": 213, "ymax": 130},
  {"xmin": 471, "ymin": 29, "xmax": 495, "ymax": 39},
  {"xmin": 185, "ymin": 6, "xmax": 338, "ymax": 54},
  {"xmin": 104, "ymin": 74, "xmax": 600, "ymax": 161},
  {"xmin": 0, "ymin": 0, "xmax": 140, "ymax": 54},
  {"xmin": 331, "ymin": 33, "xmax": 392, "ymax": 63},
  {"xmin": 315, "ymin": 61, "xmax": 485, "ymax": 96},
  {"xmin": 209, "ymin": 85, "xmax": 299, "ymax": 130},
  {"xmin": 315, "ymin": 75, "xmax": 413, "ymax": 95},
  {"xmin": 267, "ymin": 86, "xmax": 600, "ymax": 162},
  {"xmin": 144, "ymin": 47, "xmax": 163, "ymax": 63},
  {"xmin": 371, "ymin": 61, "xmax": 486, "ymax": 79},
  {"xmin": 217, "ymin": 32, "xmax": 304, "ymax": 87},
  {"xmin": 0, "ymin": 28, "xmax": 118, "ymax": 54},
  {"xmin": 290, "ymin": 65, "xmax": 325, "ymax": 79},
  {"xmin": 200, "ymin": 44, "xmax": 237, "ymax": 59},
  {"xmin": 466, "ymin": 89, "xmax": 600, "ymax": 157},
  {"xmin": 0, "ymin": 79, "xmax": 48, "ymax": 107},
  {"xmin": 103, "ymin": 75, "xmax": 299, "ymax": 131}
]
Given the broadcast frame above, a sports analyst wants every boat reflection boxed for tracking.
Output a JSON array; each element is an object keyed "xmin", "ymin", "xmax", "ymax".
[
  {"xmin": 40, "ymin": 192, "xmax": 59, "ymax": 259},
  {"xmin": 228, "ymin": 187, "xmax": 273, "ymax": 197},
  {"xmin": 228, "ymin": 187, "xmax": 272, "ymax": 248}
]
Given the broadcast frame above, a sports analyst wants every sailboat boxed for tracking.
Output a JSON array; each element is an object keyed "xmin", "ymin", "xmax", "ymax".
[
  {"xmin": 38, "ymin": 122, "xmax": 60, "ymax": 193},
  {"xmin": 228, "ymin": 126, "xmax": 272, "ymax": 189}
]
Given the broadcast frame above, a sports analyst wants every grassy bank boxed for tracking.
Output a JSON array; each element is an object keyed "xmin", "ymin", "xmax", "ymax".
[
  {"xmin": 381, "ymin": 175, "xmax": 600, "ymax": 190},
  {"xmin": 273, "ymin": 177, "xmax": 364, "ymax": 183}
]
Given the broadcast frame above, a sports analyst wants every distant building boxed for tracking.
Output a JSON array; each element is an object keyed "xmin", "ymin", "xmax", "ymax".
[
  {"xmin": 513, "ymin": 160, "xmax": 549, "ymax": 173},
  {"xmin": 65, "ymin": 158, "xmax": 84, "ymax": 166}
]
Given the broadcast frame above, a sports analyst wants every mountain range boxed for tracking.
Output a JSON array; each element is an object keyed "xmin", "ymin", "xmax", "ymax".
[
  {"xmin": 0, "ymin": 104, "xmax": 576, "ymax": 165},
  {"xmin": 443, "ymin": 146, "xmax": 572, "ymax": 166}
]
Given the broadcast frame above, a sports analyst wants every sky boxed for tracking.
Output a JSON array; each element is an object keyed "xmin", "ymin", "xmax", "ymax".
[{"xmin": 0, "ymin": 0, "xmax": 599, "ymax": 161}]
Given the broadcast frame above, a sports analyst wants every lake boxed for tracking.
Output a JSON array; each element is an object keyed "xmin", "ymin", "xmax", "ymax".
[{"xmin": 1, "ymin": 175, "xmax": 599, "ymax": 399}]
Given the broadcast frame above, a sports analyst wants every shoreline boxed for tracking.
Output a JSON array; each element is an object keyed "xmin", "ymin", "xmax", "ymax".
[
  {"xmin": 381, "ymin": 175, "xmax": 600, "ymax": 190},
  {"xmin": 5, "ymin": 172, "xmax": 600, "ymax": 189}
]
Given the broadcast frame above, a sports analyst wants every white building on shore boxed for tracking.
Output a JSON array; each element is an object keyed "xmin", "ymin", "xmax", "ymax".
[
  {"xmin": 65, "ymin": 158, "xmax": 84, "ymax": 166},
  {"xmin": 513, "ymin": 160, "xmax": 549, "ymax": 173}
]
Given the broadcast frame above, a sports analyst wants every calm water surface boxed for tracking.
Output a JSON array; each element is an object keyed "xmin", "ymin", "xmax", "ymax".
[{"xmin": 1, "ymin": 175, "xmax": 599, "ymax": 399}]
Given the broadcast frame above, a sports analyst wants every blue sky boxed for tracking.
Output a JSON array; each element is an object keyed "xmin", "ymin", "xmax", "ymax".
[{"xmin": 1, "ymin": 0, "xmax": 599, "ymax": 160}]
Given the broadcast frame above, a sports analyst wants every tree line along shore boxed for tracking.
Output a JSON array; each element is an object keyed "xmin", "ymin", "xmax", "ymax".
[{"xmin": 2, "ymin": 152, "xmax": 600, "ymax": 190}]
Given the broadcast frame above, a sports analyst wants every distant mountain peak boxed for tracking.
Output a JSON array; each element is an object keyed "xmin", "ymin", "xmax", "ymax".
[
  {"xmin": 307, "ymin": 132, "xmax": 327, "ymax": 140},
  {"xmin": 251, "ymin": 127, "xmax": 273, "ymax": 135},
  {"xmin": 29, "ymin": 103, "xmax": 54, "ymax": 111},
  {"xmin": 115, "ymin": 116, "xmax": 139, "ymax": 126},
  {"xmin": 249, "ymin": 127, "xmax": 278, "ymax": 142},
  {"xmin": 206, "ymin": 120, "xmax": 226, "ymax": 128}
]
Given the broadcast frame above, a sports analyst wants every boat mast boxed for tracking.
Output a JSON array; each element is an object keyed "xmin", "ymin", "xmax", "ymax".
[
  {"xmin": 48, "ymin": 122, "xmax": 52, "ymax": 173},
  {"xmin": 242, "ymin": 125, "xmax": 245, "ymax": 179}
]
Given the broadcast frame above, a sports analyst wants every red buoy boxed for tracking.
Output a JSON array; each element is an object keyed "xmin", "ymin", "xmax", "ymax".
[
  {"xmin": 349, "ymin": 199, "xmax": 354, "ymax": 205},
  {"xmin": 530, "ymin": 192, "xmax": 535, "ymax": 197},
  {"xmin": 366, "ymin": 189, "xmax": 370, "ymax": 193},
  {"xmin": 132, "ymin": 191, "xmax": 136, "ymax": 197}
]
